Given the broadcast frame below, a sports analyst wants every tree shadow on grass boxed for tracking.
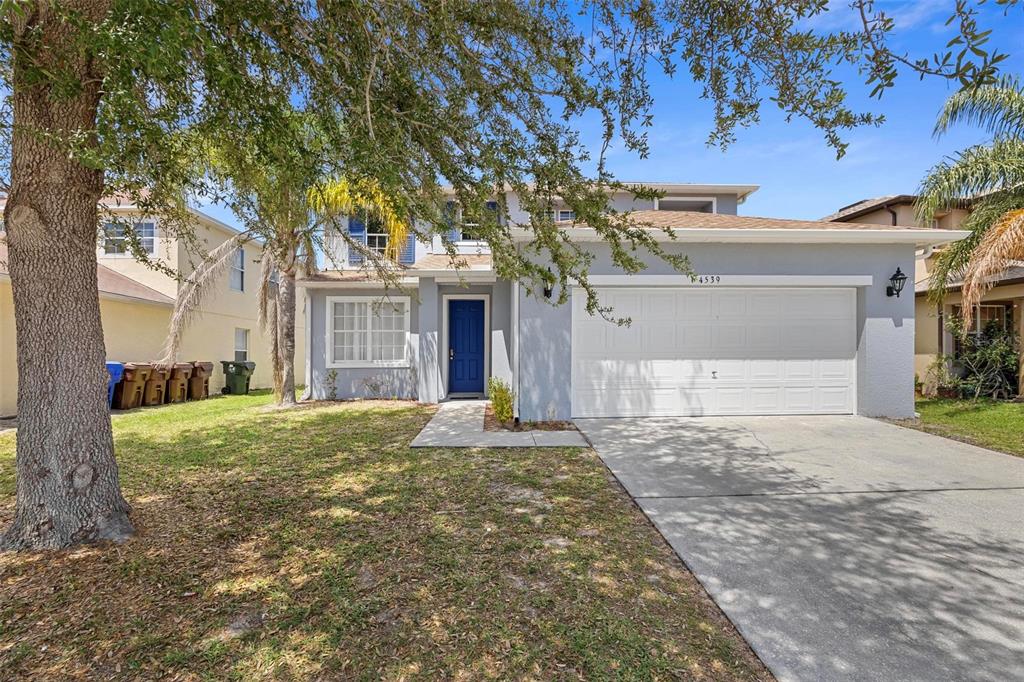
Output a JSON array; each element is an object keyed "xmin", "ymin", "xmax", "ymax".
[{"xmin": 0, "ymin": 401, "xmax": 768, "ymax": 680}]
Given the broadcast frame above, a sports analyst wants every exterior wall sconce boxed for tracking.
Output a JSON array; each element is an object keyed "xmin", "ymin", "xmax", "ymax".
[
  {"xmin": 542, "ymin": 269, "xmax": 554, "ymax": 299},
  {"xmin": 887, "ymin": 267, "xmax": 907, "ymax": 298}
]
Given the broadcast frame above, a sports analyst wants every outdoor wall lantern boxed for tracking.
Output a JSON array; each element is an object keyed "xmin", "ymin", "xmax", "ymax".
[
  {"xmin": 543, "ymin": 268, "xmax": 554, "ymax": 299},
  {"xmin": 887, "ymin": 267, "xmax": 907, "ymax": 298}
]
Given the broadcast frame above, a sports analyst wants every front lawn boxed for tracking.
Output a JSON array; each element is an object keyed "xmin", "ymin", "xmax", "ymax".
[
  {"xmin": 0, "ymin": 393, "xmax": 766, "ymax": 680},
  {"xmin": 909, "ymin": 398, "xmax": 1024, "ymax": 457}
]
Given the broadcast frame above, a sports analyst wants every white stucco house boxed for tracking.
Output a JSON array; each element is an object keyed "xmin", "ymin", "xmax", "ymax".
[{"xmin": 298, "ymin": 183, "xmax": 966, "ymax": 421}]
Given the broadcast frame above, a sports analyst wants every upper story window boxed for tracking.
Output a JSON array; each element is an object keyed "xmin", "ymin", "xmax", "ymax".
[
  {"xmin": 656, "ymin": 197, "xmax": 717, "ymax": 213},
  {"xmin": 230, "ymin": 247, "xmax": 245, "ymax": 291},
  {"xmin": 447, "ymin": 201, "xmax": 498, "ymax": 241},
  {"xmin": 103, "ymin": 221, "xmax": 156, "ymax": 255},
  {"xmin": 365, "ymin": 219, "xmax": 390, "ymax": 256}
]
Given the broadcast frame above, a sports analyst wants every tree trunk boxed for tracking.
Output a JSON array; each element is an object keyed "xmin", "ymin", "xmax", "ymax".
[
  {"xmin": 1, "ymin": 0, "xmax": 133, "ymax": 551},
  {"xmin": 277, "ymin": 270, "xmax": 297, "ymax": 406}
]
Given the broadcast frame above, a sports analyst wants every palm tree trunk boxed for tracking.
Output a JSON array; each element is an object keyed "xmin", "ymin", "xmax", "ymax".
[
  {"xmin": 277, "ymin": 270, "xmax": 297, "ymax": 406},
  {"xmin": 2, "ymin": 0, "xmax": 133, "ymax": 550}
]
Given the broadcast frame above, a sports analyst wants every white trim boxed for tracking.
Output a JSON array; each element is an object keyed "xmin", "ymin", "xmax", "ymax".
[
  {"xmin": 297, "ymin": 277, "xmax": 420, "ymax": 289},
  {"xmin": 507, "ymin": 226, "xmax": 969, "ymax": 247},
  {"xmin": 303, "ymin": 287, "xmax": 312, "ymax": 396},
  {"xmin": 654, "ymin": 195, "xmax": 717, "ymax": 213},
  {"xmin": 441, "ymin": 294, "xmax": 491, "ymax": 398},
  {"xmin": 324, "ymin": 294, "xmax": 412, "ymax": 369},
  {"xmin": 511, "ymin": 281, "xmax": 520, "ymax": 419},
  {"xmin": 577, "ymin": 275, "xmax": 874, "ymax": 288}
]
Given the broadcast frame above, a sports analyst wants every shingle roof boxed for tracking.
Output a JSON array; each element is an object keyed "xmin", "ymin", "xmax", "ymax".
[
  {"xmin": 0, "ymin": 238, "xmax": 173, "ymax": 305},
  {"xmin": 580, "ymin": 209, "xmax": 932, "ymax": 231},
  {"xmin": 820, "ymin": 195, "xmax": 917, "ymax": 223},
  {"xmin": 410, "ymin": 254, "xmax": 492, "ymax": 270}
]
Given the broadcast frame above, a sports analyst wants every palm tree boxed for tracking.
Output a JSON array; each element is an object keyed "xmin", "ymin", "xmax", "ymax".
[
  {"xmin": 164, "ymin": 147, "xmax": 405, "ymax": 406},
  {"xmin": 917, "ymin": 76, "xmax": 1024, "ymax": 330}
]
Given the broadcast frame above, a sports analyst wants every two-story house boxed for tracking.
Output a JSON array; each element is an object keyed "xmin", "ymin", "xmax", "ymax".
[
  {"xmin": 824, "ymin": 195, "xmax": 1024, "ymax": 393},
  {"xmin": 299, "ymin": 182, "xmax": 963, "ymax": 421},
  {"xmin": 0, "ymin": 199, "xmax": 305, "ymax": 416}
]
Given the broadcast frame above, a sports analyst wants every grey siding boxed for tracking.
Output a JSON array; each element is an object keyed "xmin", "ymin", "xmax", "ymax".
[
  {"xmin": 307, "ymin": 288, "xmax": 421, "ymax": 400},
  {"xmin": 516, "ymin": 243, "xmax": 916, "ymax": 421},
  {"xmin": 307, "ymin": 280, "xmax": 512, "ymax": 403}
]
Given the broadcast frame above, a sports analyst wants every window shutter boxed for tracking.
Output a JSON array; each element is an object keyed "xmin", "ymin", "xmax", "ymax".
[
  {"xmin": 399, "ymin": 232, "xmax": 416, "ymax": 264},
  {"xmin": 445, "ymin": 201, "xmax": 460, "ymax": 242},
  {"xmin": 348, "ymin": 215, "xmax": 366, "ymax": 265}
]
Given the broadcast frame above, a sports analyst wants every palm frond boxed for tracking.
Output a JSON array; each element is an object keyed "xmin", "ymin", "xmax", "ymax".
[
  {"xmin": 916, "ymin": 138, "xmax": 1024, "ymax": 224},
  {"xmin": 959, "ymin": 208, "xmax": 1024, "ymax": 331},
  {"xmin": 257, "ymin": 248, "xmax": 277, "ymax": 334},
  {"xmin": 927, "ymin": 188, "xmax": 1024, "ymax": 302},
  {"xmin": 309, "ymin": 177, "xmax": 408, "ymax": 260},
  {"xmin": 160, "ymin": 234, "xmax": 249, "ymax": 365},
  {"xmin": 934, "ymin": 76, "xmax": 1024, "ymax": 140}
]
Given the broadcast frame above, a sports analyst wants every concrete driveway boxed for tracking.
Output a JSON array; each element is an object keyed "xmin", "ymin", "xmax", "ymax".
[{"xmin": 577, "ymin": 415, "xmax": 1024, "ymax": 682}]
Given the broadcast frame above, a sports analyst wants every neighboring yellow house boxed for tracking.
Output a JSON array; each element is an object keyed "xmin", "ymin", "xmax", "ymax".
[
  {"xmin": 0, "ymin": 201, "xmax": 305, "ymax": 416},
  {"xmin": 824, "ymin": 195, "xmax": 1023, "ymax": 391}
]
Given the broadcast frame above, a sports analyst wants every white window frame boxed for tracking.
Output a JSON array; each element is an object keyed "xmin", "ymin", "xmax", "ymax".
[
  {"xmin": 234, "ymin": 328, "xmax": 249, "ymax": 362},
  {"xmin": 653, "ymin": 195, "xmax": 718, "ymax": 214},
  {"xmin": 365, "ymin": 221, "xmax": 390, "ymax": 256},
  {"xmin": 557, "ymin": 209, "xmax": 575, "ymax": 222},
  {"xmin": 326, "ymin": 295, "xmax": 412, "ymax": 369},
  {"xmin": 102, "ymin": 220, "xmax": 157, "ymax": 257},
  {"xmin": 230, "ymin": 247, "xmax": 245, "ymax": 292}
]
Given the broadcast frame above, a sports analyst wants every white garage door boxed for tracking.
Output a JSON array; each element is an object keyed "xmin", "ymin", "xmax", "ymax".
[{"xmin": 571, "ymin": 287, "xmax": 856, "ymax": 417}]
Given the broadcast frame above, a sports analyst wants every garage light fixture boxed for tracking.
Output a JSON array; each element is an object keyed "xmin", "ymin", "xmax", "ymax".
[
  {"xmin": 543, "ymin": 268, "xmax": 554, "ymax": 299},
  {"xmin": 886, "ymin": 267, "xmax": 907, "ymax": 298}
]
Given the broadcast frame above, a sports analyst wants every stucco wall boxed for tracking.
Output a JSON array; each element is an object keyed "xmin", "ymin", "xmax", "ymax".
[
  {"xmin": 516, "ymin": 242, "xmax": 917, "ymax": 421},
  {"xmin": 305, "ymin": 280, "xmax": 512, "ymax": 402},
  {"xmin": 0, "ymin": 282, "xmax": 16, "ymax": 416}
]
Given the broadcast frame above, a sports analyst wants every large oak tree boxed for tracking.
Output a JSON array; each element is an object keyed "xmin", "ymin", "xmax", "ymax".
[{"xmin": 0, "ymin": 0, "xmax": 1015, "ymax": 550}]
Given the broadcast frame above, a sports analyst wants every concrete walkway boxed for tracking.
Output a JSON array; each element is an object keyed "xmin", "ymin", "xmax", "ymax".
[
  {"xmin": 410, "ymin": 401, "xmax": 588, "ymax": 448},
  {"xmin": 578, "ymin": 415, "xmax": 1024, "ymax": 682}
]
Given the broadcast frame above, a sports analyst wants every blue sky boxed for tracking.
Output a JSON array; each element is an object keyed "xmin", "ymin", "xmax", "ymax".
[{"xmin": 200, "ymin": 1, "xmax": 1024, "ymax": 227}]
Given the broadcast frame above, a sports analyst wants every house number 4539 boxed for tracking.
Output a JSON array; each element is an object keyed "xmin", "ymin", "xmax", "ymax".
[{"xmin": 695, "ymin": 275, "xmax": 721, "ymax": 284}]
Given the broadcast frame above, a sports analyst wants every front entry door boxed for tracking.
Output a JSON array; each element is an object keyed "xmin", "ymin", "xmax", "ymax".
[{"xmin": 448, "ymin": 299, "xmax": 486, "ymax": 394}]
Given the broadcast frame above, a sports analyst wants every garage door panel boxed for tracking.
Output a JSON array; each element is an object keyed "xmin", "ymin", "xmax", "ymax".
[{"xmin": 572, "ymin": 287, "xmax": 856, "ymax": 417}]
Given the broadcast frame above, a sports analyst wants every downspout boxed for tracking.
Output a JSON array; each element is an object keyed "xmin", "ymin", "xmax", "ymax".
[
  {"xmin": 512, "ymin": 280, "xmax": 520, "ymax": 423},
  {"xmin": 885, "ymin": 204, "xmax": 898, "ymax": 226}
]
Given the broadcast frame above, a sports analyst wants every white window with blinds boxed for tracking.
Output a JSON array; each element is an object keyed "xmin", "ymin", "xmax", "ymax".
[{"xmin": 326, "ymin": 296, "xmax": 411, "ymax": 368}]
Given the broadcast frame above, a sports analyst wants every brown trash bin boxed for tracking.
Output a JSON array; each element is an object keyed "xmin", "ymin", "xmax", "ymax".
[
  {"xmin": 142, "ymin": 366, "xmax": 170, "ymax": 406},
  {"xmin": 166, "ymin": 363, "xmax": 194, "ymax": 403},
  {"xmin": 188, "ymin": 361, "xmax": 214, "ymax": 400},
  {"xmin": 113, "ymin": 363, "xmax": 152, "ymax": 410}
]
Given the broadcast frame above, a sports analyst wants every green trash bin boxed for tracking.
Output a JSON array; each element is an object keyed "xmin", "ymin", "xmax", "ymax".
[{"xmin": 221, "ymin": 361, "xmax": 256, "ymax": 395}]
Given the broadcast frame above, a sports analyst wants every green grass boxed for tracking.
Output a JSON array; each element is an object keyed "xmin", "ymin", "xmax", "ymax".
[
  {"xmin": 0, "ymin": 393, "xmax": 767, "ymax": 680},
  {"xmin": 910, "ymin": 398, "xmax": 1024, "ymax": 457}
]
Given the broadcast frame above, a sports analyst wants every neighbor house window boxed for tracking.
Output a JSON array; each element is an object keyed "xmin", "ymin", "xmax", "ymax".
[
  {"xmin": 230, "ymin": 247, "xmax": 245, "ymax": 291},
  {"xmin": 557, "ymin": 209, "xmax": 575, "ymax": 222},
  {"xmin": 951, "ymin": 303, "xmax": 1012, "ymax": 356},
  {"xmin": 327, "ymin": 296, "xmax": 411, "ymax": 367},
  {"xmin": 103, "ymin": 221, "xmax": 156, "ymax": 255},
  {"xmin": 234, "ymin": 328, "xmax": 249, "ymax": 362}
]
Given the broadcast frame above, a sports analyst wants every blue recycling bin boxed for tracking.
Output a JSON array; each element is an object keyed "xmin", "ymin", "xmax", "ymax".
[{"xmin": 105, "ymin": 361, "xmax": 125, "ymax": 408}]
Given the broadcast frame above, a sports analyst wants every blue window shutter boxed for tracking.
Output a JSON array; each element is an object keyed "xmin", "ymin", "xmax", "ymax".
[
  {"xmin": 445, "ymin": 201, "xmax": 460, "ymax": 242},
  {"xmin": 399, "ymin": 232, "xmax": 415, "ymax": 264},
  {"xmin": 348, "ymin": 215, "xmax": 366, "ymax": 265}
]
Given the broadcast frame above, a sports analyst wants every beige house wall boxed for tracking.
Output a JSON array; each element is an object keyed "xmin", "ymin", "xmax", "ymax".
[
  {"xmin": 1, "ymin": 211, "xmax": 306, "ymax": 415},
  {"xmin": 0, "ymin": 281, "xmax": 16, "ymax": 416}
]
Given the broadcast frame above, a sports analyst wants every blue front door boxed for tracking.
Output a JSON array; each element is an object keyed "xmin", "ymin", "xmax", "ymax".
[{"xmin": 448, "ymin": 299, "xmax": 485, "ymax": 394}]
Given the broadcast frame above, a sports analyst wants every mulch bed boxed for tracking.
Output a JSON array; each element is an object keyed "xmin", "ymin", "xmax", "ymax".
[{"xmin": 483, "ymin": 403, "xmax": 578, "ymax": 432}]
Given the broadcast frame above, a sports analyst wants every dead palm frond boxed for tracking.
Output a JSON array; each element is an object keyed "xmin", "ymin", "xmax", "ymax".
[
  {"xmin": 959, "ymin": 208, "xmax": 1024, "ymax": 331},
  {"xmin": 161, "ymin": 233, "xmax": 249, "ymax": 365}
]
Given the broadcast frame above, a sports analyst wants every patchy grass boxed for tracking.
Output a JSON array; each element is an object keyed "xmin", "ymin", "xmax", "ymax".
[
  {"xmin": 0, "ymin": 393, "xmax": 767, "ymax": 680},
  {"xmin": 904, "ymin": 398, "xmax": 1024, "ymax": 457}
]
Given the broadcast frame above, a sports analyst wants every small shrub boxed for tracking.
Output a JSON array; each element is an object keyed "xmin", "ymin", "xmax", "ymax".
[
  {"xmin": 325, "ymin": 369, "xmax": 338, "ymax": 400},
  {"xmin": 488, "ymin": 377, "xmax": 515, "ymax": 423}
]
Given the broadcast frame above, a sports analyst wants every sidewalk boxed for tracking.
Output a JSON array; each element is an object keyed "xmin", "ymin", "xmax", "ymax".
[{"xmin": 410, "ymin": 401, "xmax": 588, "ymax": 448}]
